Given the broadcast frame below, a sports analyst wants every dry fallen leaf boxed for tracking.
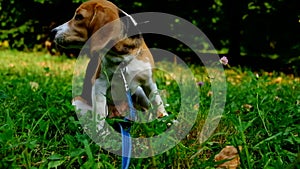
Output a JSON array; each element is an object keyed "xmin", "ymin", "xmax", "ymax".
[
  {"xmin": 207, "ymin": 91, "xmax": 213, "ymax": 97},
  {"xmin": 214, "ymin": 146, "xmax": 241, "ymax": 169},
  {"xmin": 242, "ymin": 104, "xmax": 253, "ymax": 112}
]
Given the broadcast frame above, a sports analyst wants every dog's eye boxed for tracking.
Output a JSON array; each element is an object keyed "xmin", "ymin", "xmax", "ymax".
[{"xmin": 74, "ymin": 14, "xmax": 84, "ymax": 21}]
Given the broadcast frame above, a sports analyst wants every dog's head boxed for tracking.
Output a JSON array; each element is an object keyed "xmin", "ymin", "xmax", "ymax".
[{"xmin": 51, "ymin": 0, "xmax": 121, "ymax": 51}]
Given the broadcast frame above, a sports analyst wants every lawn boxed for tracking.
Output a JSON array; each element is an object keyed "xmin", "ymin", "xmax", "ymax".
[{"xmin": 0, "ymin": 50, "xmax": 299, "ymax": 168}]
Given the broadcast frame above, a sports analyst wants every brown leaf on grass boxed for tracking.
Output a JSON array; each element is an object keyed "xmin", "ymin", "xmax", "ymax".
[
  {"xmin": 214, "ymin": 146, "xmax": 241, "ymax": 169},
  {"xmin": 207, "ymin": 91, "xmax": 213, "ymax": 97},
  {"xmin": 242, "ymin": 104, "xmax": 253, "ymax": 112}
]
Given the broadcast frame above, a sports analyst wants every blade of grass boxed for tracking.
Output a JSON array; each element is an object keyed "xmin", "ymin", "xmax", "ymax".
[{"xmin": 256, "ymin": 93, "xmax": 270, "ymax": 136}]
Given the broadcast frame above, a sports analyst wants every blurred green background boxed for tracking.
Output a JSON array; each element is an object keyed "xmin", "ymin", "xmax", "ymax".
[{"xmin": 0, "ymin": 0, "xmax": 299, "ymax": 73}]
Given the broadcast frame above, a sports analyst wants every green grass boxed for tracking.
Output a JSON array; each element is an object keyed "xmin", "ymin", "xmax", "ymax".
[{"xmin": 0, "ymin": 50, "xmax": 299, "ymax": 168}]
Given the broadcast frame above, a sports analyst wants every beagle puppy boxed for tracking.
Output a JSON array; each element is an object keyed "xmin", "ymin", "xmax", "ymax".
[{"xmin": 51, "ymin": 0, "xmax": 168, "ymax": 133}]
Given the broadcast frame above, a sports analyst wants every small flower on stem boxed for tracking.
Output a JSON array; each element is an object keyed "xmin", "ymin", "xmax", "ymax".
[
  {"xmin": 219, "ymin": 56, "xmax": 229, "ymax": 66},
  {"xmin": 197, "ymin": 81, "xmax": 204, "ymax": 86}
]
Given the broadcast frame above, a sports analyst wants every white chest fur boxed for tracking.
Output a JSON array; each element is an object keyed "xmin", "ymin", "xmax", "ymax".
[{"xmin": 102, "ymin": 53, "xmax": 153, "ymax": 102}]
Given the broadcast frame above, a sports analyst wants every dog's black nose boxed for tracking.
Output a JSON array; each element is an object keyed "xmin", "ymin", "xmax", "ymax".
[{"xmin": 50, "ymin": 28, "xmax": 57, "ymax": 41}]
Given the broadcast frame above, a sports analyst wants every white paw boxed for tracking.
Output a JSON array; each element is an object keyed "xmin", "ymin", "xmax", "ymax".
[{"xmin": 72, "ymin": 97, "xmax": 92, "ymax": 115}]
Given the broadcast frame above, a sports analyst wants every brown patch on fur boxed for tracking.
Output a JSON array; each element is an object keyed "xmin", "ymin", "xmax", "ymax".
[
  {"xmin": 113, "ymin": 36, "xmax": 143, "ymax": 54},
  {"xmin": 108, "ymin": 101, "xmax": 129, "ymax": 118}
]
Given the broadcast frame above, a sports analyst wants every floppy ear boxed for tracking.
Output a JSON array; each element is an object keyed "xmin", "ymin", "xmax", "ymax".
[{"xmin": 89, "ymin": 5, "xmax": 121, "ymax": 54}]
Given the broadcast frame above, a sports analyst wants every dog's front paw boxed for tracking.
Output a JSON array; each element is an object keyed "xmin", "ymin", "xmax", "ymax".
[{"xmin": 72, "ymin": 96, "xmax": 92, "ymax": 116}]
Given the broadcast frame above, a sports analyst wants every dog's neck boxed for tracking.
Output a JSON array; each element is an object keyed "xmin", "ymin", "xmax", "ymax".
[{"xmin": 109, "ymin": 10, "xmax": 143, "ymax": 55}]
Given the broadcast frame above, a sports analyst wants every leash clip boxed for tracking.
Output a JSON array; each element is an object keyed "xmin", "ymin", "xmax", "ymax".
[{"xmin": 120, "ymin": 65, "xmax": 129, "ymax": 92}]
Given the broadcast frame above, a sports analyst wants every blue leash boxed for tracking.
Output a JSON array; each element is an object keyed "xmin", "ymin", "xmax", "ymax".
[
  {"xmin": 119, "ymin": 67, "xmax": 136, "ymax": 169},
  {"xmin": 118, "ymin": 122, "xmax": 131, "ymax": 169}
]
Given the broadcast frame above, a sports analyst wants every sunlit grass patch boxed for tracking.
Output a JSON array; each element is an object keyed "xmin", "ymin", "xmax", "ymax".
[{"xmin": 0, "ymin": 50, "xmax": 299, "ymax": 168}]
